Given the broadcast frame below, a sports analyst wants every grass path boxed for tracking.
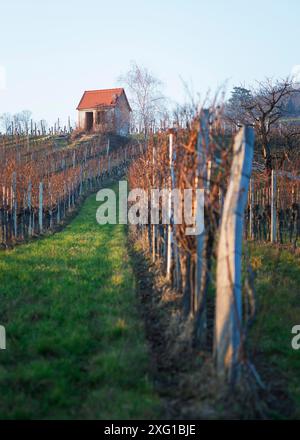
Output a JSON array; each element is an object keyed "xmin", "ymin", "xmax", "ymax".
[
  {"xmin": 0, "ymin": 194, "xmax": 159, "ymax": 419},
  {"xmin": 250, "ymin": 245, "xmax": 300, "ymax": 418},
  {"xmin": 1, "ymin": 190, "xmax": 299, "ymax": 420}
]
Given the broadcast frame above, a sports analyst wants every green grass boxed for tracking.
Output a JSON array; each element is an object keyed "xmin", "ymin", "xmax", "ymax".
[
  {"xmin": 249, "ymin": 244, "xmax": 300, "ymax": 419},
  {"xmin": 0, "ymin": 193, "xmax": 160, "ymax": 420},
  {"xmin": 1, "ymin": 190, "xmax": 298, "ymax": 420}
]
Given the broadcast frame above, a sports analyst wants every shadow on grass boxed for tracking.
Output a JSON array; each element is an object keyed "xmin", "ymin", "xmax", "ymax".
[{"xmin": 0, "ymin": 193, "xmax": 160, "ymax": 420}]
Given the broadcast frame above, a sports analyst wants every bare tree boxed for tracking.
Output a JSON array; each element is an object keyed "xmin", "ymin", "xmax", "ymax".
[
  {"xmin": 0, "ymin": 112, "xmax": 12, "ymax": 134},
  {"xmin": 280, "ymin": 123, "xmax": 300, "ymax": 153},
  {"xmin": 19, "ymin": 110, "xmax": 32, "ymax": 134},
  {"xmin": 13, "ymin": 113, "xmax": 23, "ymax": 134},
  {"xmin": 1, "ymin": 110, "xmax": 32, "ymax": 135},
  {"xmin": 269, "ymin": 122, "xmax": 300, "ymax": 167},
  {"xmin": 172, "ymin": 102, "xmax": 197, "ymax": 129},
  {"xmin": 118, "ymin": 61, "xmax": 166, "ymax": 138},
  {"xmin": 226, "ymin": 79, "xmax": 296, "ymax": 173},
  {"xmin": 35, "ymin": 119, "xmax": 47, "ymax": 135}
]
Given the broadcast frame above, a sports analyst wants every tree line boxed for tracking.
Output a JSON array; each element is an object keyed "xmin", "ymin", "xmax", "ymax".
[
  {"xmin": 0, "ymin": 110, "xmax": 49, "ymax": 136},
  {"xmin": 119, "ymin": 63, "xmax": 300, "ymax": 175}
]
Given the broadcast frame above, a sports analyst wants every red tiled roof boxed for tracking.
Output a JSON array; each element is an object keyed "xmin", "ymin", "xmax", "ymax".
[{"xmin": 76, "ymin": 88, "xmax": 131, "ymax": 111}]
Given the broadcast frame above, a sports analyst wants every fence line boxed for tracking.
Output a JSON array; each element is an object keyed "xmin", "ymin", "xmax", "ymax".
[{"xmin": 246, "ymin": 169, "xmax": 299, "ymax": 244}]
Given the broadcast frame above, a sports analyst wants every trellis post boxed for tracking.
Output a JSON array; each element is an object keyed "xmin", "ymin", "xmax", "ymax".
[
  {"xmin": 73, "ymin": 150, "xmax": 76, "ymax": 168},
  {"xmin": 28, "ymin": 181, "xmax": 32, "ymax": 236},
  {"xmin": 249, "ymin": 177, "xmax": 254, "ymax": 240},
  {"xmin": 166, "ymin": 132, "xmax": 174, "ymax": 280},
  {"xmin": 214, "ymin": 126, "xmax": 254, "ymax": 383},
  {"xmin": 57, "ymin": 198, "xmax": 61, "ymax": 223},
  {"xmin": 39, "ymin": 182, "xmax": 43, "ymax": 233},
  {"xmin": 271, "ymin": 170, "xmax": 277, "ymax": 243},
  {"xmin": 12, "ymin": 172, "xmax": 17, "ymax": 238},
  {"xmin": 194, "ymin": 110, "xmax": 209, "ymax": 319},
  {"xmin": 79, "ymin": 167, "xmax": 83, "ymax": 196},
  {"xmin": 152, "ymin": 144, "xmax": 156, "ymax": 263}
]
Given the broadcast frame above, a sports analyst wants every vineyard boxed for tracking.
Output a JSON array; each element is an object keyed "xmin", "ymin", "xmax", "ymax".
[
  {"xmin": 247, "ymin": 169, "xmax": 300, "ymax": 244},
  {"xmin": 129, "ymin": 111, "xmax": 299, "ymax": 309},
  {"xmin": 0, "ymin": 134, "xmax": 138, "ymax": 246},
  {"xmin": 127, "ymin": 108, "xmax": 300, "ymax": 416},
  {"xmin": 2, "ymin": 0, "xmax": 300, "ymax": 427},
  {"xmin": 0, "ymin": 108, "xmax": 299, "ymax": 420}
]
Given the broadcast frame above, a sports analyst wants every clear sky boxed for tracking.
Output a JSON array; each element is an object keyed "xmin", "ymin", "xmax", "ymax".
[{"xmin": 0, "ymin": 0, "xmax": 299, "ymax": 127}]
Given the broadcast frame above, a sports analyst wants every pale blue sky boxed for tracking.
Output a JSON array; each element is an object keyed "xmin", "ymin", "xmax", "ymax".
[{"xmin": 0, "ymin": 0, "xmax": 299, "ymax": 126}]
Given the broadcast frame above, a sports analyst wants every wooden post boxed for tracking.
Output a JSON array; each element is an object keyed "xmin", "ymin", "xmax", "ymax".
[
  {"xmin": 48, "ymin": 181, "xmax": 52, "ymax": 229},
  {"xmin": 219, "ymin": 187, "xmax": 224, "ymax": 216},
  {"xmin": 79, "ymin": 167, "xmax": 83, "ymax": 196},
  {"xmin": 28, "ymin": 182, "xmax": 32, "ymax": 236},
  {"xmin": 171, "ymin": 156, "xmax": 180, "ymax": 290},
  {"xmin": 249, "ymin": 177, "xmax": 254, "ymax": 240},
  {"xmin": 57, "ymin": 198, "xmax": 61, "ymax": 223},
  {"xmin": 290, "ymin": 185, "xmax": 294, "ymax": 205},
  {"xmin": 207, "ymin": 160, "xmax": 212, "ymax": 193},
  {"xmin": 152, "ymin": 144, "xmax": 156, "ymax": 263},
  {"xmin": 214, "ymin": 126, "xmax": 254, "ymax": 383},
  {"xmin": 32, "ymin": 206, "xmax": 35, "ymax": 235},
  {"xmin": 39, "ymin": 182, "xmax": 43, "ymax": 233},
  {"xmin": 12, "ymin": 172, "xmax": 17, "ymax": 238},
  {"xmin": 271, "ymin": 170, "xmax": 277, "ymax": 243},
  {"xmin": 166, "ymin": 133, "xmax": 174, "ymax": 280},
  {"xmin": 194, "ymin": 110, "xmax": 209, "ymax": 318},
  {"xmin": 170, "ymin": 133, "xmax": 180, "ymax": 289}
]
